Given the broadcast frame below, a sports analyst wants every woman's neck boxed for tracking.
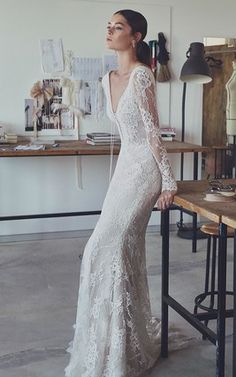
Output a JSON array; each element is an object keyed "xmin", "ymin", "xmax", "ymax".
[{"xmin": 116, "ymin": 50, "xmax": 139, "ymax": 76}]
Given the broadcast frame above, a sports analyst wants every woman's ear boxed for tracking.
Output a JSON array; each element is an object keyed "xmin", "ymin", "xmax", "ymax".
[{"xmin": 134, "ymin": 32, "xmax": 142, "ymax": 43}]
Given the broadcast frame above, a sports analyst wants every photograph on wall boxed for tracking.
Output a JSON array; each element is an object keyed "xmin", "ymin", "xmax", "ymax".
[
  {"xmin": 79, "ymin": 82, "xmax": 92, "ymax": 116},
  {"xmin": 38, "ymin": 79, "xmax": 62, "ymax": 131},
  {"xmin": 27, "ymin": 78, "xmax": 76, "ymax": 137},
  {"xmin": 24, "ymin": 99, "xmax": 34, "ymax": 131},
  {"xmin": 61, "ymin": 111, "xmax": 74, "ymax": 129}
]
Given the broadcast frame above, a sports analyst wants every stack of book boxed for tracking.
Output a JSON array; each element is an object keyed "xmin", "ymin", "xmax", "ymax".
[
  {"xmin": 86, "ymin": 132, "xmax": 121, "ymax": 146},
  {"xmin": 160, "ymin": 127, "xmax": 176, "ymax": 141},
  {"xmin": 3, "ymin": 133, "xmax": 18, "ymax": 143}
]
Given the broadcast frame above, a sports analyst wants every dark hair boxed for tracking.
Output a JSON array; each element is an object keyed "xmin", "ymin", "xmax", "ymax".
[{"xmin": 114, "ymin": 9, "xmax": 151, "ymax": 67}]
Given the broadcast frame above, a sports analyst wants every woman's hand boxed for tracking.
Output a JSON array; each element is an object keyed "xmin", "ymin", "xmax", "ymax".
[{"xmin": 157, "ymin": 190, "xmax": 177, "ymax": 211}]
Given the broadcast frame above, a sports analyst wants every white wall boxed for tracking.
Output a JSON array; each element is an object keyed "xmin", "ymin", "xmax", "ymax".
[
  {"xmin": 0, "ymin": 0, "xmax": 171, "ymax": 235},
  {"xmin": 1, "ymin": 0, "xmax": 236, "ymax": 235}
]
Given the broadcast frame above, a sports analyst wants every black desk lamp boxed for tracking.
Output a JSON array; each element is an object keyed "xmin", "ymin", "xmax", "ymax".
[{"xmin": 177, "ymin": 42, "xmax": 212, "ymax": 239}]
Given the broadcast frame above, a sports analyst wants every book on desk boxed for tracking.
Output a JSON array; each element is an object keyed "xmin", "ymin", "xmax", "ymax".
[
  {"xmin": 86, "ymin": 132, "xmax": 121, "ymax": 146},
  {"xmin": 86, "ymin": 129, "xmax": 176, "ymax": 144}
]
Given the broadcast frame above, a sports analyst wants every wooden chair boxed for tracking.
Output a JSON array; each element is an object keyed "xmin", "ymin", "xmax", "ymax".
[{"xmin": 194, "ymin": 222, "xmax": 234, "ymax": 336}]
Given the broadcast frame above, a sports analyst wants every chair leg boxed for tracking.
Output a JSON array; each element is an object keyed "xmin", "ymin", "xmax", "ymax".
[
  {"xmin": 194, "ymin": 227, "xmax": 233, "ymax": 347},
  {"xmin": 194, "ymin": 235, "xmax": 211, "ymax": 315},
  {"xmin": 210, "ymin": 236, "xmax": 217, "ymax": 308},
  {"xmin": 202, "ymin": 235, "xmax": 212, "ymax": 339},
  {"xmin": 205, "ymin": 235, "xmax": 212, "ymax": 293},
  {"xmin": 204, "ymin": 236, "xmax": 217, "ymax": 334}
]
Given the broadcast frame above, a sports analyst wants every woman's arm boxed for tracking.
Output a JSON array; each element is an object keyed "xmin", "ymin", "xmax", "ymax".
[{"xmin": 133, "ymin": 67, "xmax": 177, "ymax": 196}]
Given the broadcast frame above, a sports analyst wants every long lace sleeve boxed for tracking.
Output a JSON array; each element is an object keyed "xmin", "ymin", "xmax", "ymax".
[{"xmin": 134, "ymin": 68, "xmax": 177, "ymax": 192}]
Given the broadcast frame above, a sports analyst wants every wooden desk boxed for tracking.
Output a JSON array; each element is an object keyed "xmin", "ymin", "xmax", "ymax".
[
  {"xmin": 0, "ymin": 140, "xmax": 120, "ymax": 157},
  {"xmin": 221, "ymin": 213, "xmax": 236, "ymax": 377},
  {"xmin": 161, "ymin": 179, "xmax": 236, "ymax": 377},
  {"xmin": 174, "ymin": 180, "xmax": 235, "ymax": 223},
  {"xmin": 221, "ymin": 214, "xmax": 236, "ymax": 230},
  {"xmin": 0, "ymin": 140, "xmax": 210, "ymax": 223},
  {"xmin": 0, "ymin": 139, "xmax": 210, "ymax": 157}
]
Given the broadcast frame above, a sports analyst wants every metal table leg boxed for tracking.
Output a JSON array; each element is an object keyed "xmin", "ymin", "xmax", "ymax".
[
  {"xmin": 192, "ymin": 212, "xmax": 197, "ymax": 253},
  {"xmin": 233, "ymin": 230, "xmax": 236, "ymax": 377},
  {"xmin": 161, "ymin": 208, "xmax": 170, "ymax": 358},
  {"xmin": 217, "ymin": 222, "xmax": 227, "ymax": 377}
]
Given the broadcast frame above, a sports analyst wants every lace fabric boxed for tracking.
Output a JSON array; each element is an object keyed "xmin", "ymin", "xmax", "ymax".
[
  {"xmin": 132, "ymin": 68, "xmax": 177, "ymax": 192},
  {"xmin": 64, "ymin": 66, "xmax": 185, "ymax": 377}
]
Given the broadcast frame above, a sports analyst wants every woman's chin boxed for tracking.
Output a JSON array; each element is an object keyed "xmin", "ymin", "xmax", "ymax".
[{"xmin": 106, "ymin": 42, "xmax": 115, "ymax": 50}]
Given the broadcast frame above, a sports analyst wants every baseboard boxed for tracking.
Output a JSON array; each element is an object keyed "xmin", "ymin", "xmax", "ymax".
[{"xmin": 0, "ymin": 222, "xmax": 207, "ymax": 243}]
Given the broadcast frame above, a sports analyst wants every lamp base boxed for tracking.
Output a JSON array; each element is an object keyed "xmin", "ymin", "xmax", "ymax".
[{"xmin": 177, "ymin": 224, "xmax": 208, "ymax": 240}]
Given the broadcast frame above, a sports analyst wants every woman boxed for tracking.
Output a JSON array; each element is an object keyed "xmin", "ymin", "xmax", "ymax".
[{"xmin": 65, "ymin": 9, "xmax": 177, "ymax": 377}]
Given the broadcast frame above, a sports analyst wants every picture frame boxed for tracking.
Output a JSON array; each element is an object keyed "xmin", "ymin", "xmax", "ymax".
[{"xmin": 25, "ymin": 78, "xmax": 79, "ymax": 140}]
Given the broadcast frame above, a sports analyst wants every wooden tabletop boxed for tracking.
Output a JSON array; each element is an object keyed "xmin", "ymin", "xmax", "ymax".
[
  {"xmin": 163, "ymin": 140, "xmax": 211, "ymax": 153},
  {"xmin": 0, "ymin": 140, "xmax": 120, "ymax": 157},
  {"xmin": 0, "ymin": 140, "xmax": 211, "ymax": 157},
  {"xmin": 174, "ymin": 179, "xmax": 236, "ymax": 223},
  {"xmin": 221, "ymin": 211, "xmax": 236, "ymax": 229}
]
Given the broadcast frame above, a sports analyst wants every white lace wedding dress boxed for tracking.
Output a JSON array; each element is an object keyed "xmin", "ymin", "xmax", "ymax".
[{"xmin": 64, "ymin": 65, "xmax": 179, "ymax": 377}]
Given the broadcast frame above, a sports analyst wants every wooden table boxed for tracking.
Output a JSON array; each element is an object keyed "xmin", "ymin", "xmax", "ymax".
[
  {"xmin": 0, "ymin": 140, "xmax": 120, "ymax": 157},
  {"xmin": 0, "ymin": 139, "xmax": 210, "ymax": 158},
  {"xmin": 161, "ymin": 179, "xmax": 236, "ymax": 377},
  {"xmin": 221, "ymin": 213, "xmax": 236, "ymax": 377},
  {"xmin": 0, "ymin": 140, "xmax": 210, "ymax": 223}
]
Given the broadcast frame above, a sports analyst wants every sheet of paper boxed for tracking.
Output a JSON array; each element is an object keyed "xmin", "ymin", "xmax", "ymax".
[
  {"xmin": 40, "ymin": 38, "xmax": 65, "ymax": 74},
  {"xmin": 72, "ymin": 57, "xmax": 103, "ymax": 80},
  {"xmin": 71, "ymin": 57, "xmax": 104, "ymax": 117},
  {"xmin": 15, "ymin": 145, "xmax": 45, "ymax": 151}
]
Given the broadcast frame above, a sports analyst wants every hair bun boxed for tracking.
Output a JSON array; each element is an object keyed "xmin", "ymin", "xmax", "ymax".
[
  {"xmin": 138, "ymin": 40, "xmax": 147, "ymax": 46},
  {"xmin": 136, "ymin": 40, "xmax": 151, "ymax": 66}
]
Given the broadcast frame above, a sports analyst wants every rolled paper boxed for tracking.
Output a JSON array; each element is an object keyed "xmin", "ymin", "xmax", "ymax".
[{"xmin": 75, "ymin": 156, "xmax": 83, "ymax": 190}]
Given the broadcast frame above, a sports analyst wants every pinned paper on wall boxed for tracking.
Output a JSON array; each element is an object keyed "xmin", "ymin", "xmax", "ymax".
[
  {"xmin": 79, "ymin": 82, "xmax": 92, "ymax": 115},
  {"xmin": 40, "ymin": 38, "xmax": 65, "ymax": 74},
  {"xmin": 78, "ymin": 80, "xmax": 104, "ymax": 119},
  {"xmin": 72, "ymin": 57, "xmax": 103, "ymax": 80},
  {"xmin": 71, "ymin": 57, "xmax": 104, "ymax": 119},
  {"xmin": 103, "ymin": 54, "xmax": 118, "ymax": 74}
]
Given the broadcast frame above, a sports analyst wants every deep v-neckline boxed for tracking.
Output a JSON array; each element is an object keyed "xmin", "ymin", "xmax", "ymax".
[{"xmin": 108, "ymin": 65, "xmax": 144, "ymax": 115}]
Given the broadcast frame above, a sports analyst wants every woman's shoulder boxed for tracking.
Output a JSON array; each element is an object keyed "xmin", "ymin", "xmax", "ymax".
[
  {"xmin": 133, "ymin": 64, "xmax": 152, "ymax": 73},
  {"xmin": 132, "ymin": 64, "xmax": 155, "ymax": 86}
]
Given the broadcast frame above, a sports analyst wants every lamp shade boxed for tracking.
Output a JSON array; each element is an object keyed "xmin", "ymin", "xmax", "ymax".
[{"xmin": 180, "ymin": 42, "xmax": 212, "ymax": 84}]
